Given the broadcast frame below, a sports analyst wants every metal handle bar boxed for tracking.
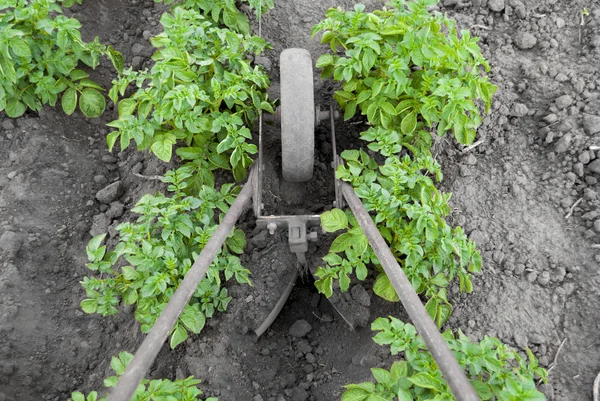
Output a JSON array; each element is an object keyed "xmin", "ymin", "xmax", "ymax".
[
  {"xmin": 340, "ymin": 181, "xmax": 480, "ymax": 401},
  {"xmin": 106, "ymin": 168, "xmax": 256, "ymax": 401}
]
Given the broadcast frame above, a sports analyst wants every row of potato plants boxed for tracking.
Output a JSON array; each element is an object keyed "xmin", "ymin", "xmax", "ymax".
[
  {"xmin": 0, "ymin": 0, "xmax": 273, "ymax": 399},
  {"xmin": 312, "ymin": 0, "xmax": 548, "ymax": 399}
]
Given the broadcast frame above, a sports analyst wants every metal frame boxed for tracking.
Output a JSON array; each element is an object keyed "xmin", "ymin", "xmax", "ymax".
[{"xmin": 105, "ymin": 105, "xmax": 481, "ymax": 401}]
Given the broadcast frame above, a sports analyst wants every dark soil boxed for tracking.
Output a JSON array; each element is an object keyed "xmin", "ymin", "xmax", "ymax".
[{"xmin": 1, "ymin": 1, "xmax": 600, "ymax": 401}]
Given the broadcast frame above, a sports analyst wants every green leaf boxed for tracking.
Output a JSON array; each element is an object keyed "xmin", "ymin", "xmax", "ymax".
[
  {"xmin": 107, "ymin": 131, "xmax": 120, "ymax": 152},
  {"xmin": 471, "ymin": 381, "xmax": 493, "ymax": 400},
  {"xmin": 121, "ymin": 266, "xmax": 139, "ymax": 281},
  {"xmin": 80, "ymin": 299, "xmax": 98, "ymax": 314},
  {"xmin": 401, "ymin": 111, "xmax": 417, "ymax": 135},
  {"xmin": 342, "ymin": 383, "xmax": 375, "ymax": 401},
  {"xmin": 397, "ymin": 388, "xmax": 413, "ymax": 401},
  {"xmin": 10, "ymin": 38, "xmax": 31, "ymax": 58},
  {"xmin": 170, "ymin": 324, "xmax": 188, "ymax": 349},
  {"xmin": 70, "ymin": 69, "xmax": 89, "ymax": 81},
  {"xmin": 61, "ymin": 87, "xmax": 77, "ymax": 115},
  {"xmin": 371, "ymin": 368, "xmax": 392, "ymax": 386},
  {"xmin": 321, "ymin": 208, "xmax": 348, "ymax": 232},
  {"xmin": 407, "ymin": 372, "xmax": 442, "ymax": 391},
  {"xmin": 330, "ymin": 232, "xmax": 354, "ymax": 253},
  {"xmin": 151, "ymin": 133, "xmax": 177, "ymax": 162},
  {"xmin": 180, "ymin": 307, "xmax": 205, "ymax": 334},
  {"xmin": 118, "ymin": 99, "xmax": 137, "ymax": 117},
  {"xmin": 110, "ymin": 355, "xmax": 126, "ymax": 375},
  {"xmin": 373, "ymin": 273, "xmax": 399, "ymax": 302},
  {"xmin": 316, "ymin": 53, "xmax": 334, "ymax": 68},
  {"xmin": 6, "ymin": 99, "xmax": 26, "ymax": 118},
  {"xmin": 70, "ymin": 392, "xmax": 85, "ymax": 401},
  {"xmin": 344, "ymin": 100, "xmax": 357, "ymax": 120},
  {"xmin": 79, "ymin": 88, "xmax": 106, "ymax": 118}
]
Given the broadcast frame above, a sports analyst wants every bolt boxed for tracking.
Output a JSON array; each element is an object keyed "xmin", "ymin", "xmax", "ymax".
[{"xmin": 267, "ymin": 222, "xmax": 277, "ymax": 235}]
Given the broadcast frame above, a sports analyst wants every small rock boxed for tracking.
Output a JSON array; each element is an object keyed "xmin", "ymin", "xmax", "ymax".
[
  {"xmin": 250, "ymin": 229, "xmax": 269, "ymax": 248},
  {"xmin": 291, "ymin": 387, "xmax": 308, "ymax": 401},
  {"xmin": 465, "ymin": 154, "xmax": 478, "ymax": 165},
  {"xmin": 102, "ymin": 155, "xmax": 118, "ymax": 163},
  {"xmin": 469, "ymin": 229, "xmax": 489, "ymax": 246},
  {"xmin": 96, "ymin": 181, "xmax": 124, "ymax": 204},
  {"xmin": 131, "ymin": 43, "xmax": 146, "ymax": 57},
  {"xmin": 554, "ymin": 73, "xmax": 568, "ymax": 82},
  {"xmin": 288, "ymin": 320, "xmax": 312, "ymax": 338},
  {"xmin": 487, "ymin": 0, "xmax": 504, "ymax": 11},
  {"xmin": 2, "ymin": 120, "xmax": 15, "ymax": 130},
  {"xmin": 526, "ymin": 271, "xmax": 538, "ymax": 282},
  {"xmin": 513, "ymin": 333, "xmax": 528, "ymax": 350},
  {"xmin": 537, "ymin": 271, "xmax": 550, "ymax": 286},
  {"xmin": 513, "ymin": 31, "xmax": 537, "ymax": 49},
  {"xmin": 94, "ymin": 175, "xmax": 108, "ymax": 185},
  {"xmin": 574, "ymin": 162, "xmax": 584, "ymax": 177},
  {"xmin": 510, "ymin": 102, "xmax": 528, "ymax": 117},
  {"xmin": 582, "ymin": 114, "xmax": 600, "ymax": 134},
  {"xmin": 514, "ymin": 264, "xmax": 525, "ymax": 275},
  {"xmin": 555, "ymin": 17, "xmax": 565, "ymax": 29},
  {"xmin": 90, "ymin": 214, "xmax": 111, "ymax": 237},
  {"xmin": 593, "ymin": 220, "xmax": 600, "ymax": 233},
  {"xmin": 555, "ymin": 94, "xmax": 573, "ymax": 110},
  {"xmin": 252, "ymin": 395, "xmax": 264, "ymax": 401},
  {"xmin": 588, "ymin": 159, "xmax": 600, "ymax": 174},
  {"xmin": 106, "ymin": 202, "xmax": 125, "ymax": 220},
  {"xmin": 132, "ymin": 56, "xmax": 143, "ymax": 70},
  {"xmin": 6, "ymin": 171, "xmax": 16, "ymax": 180},
  {"xmin": 543, "ymin": 113, "xmax": 558, "ymax": 124},
  {"xmin": 553, "ymin": 134, "xmax": 571, "ymax": 153},
  {"xmin": 579, "ymin": 151, "xmax": 591, "ymax": 164},
  {"xmin": 254, "ymin": 56, "xmax": 272, "ymax": 72},
  {"xmin": 0, "ymin": 231, "xmax": 23, "ymax": 258}
]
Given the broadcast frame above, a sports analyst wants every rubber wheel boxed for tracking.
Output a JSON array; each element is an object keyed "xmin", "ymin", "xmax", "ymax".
[{"xmin": 280, "ymin": 48, "xmax": 314, "ymax": 182}]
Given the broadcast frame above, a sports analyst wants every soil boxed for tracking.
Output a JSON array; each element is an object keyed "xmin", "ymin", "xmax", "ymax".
[{"xmin": 1, "ymin": 0, "xmax": 600, "ymax": 401}]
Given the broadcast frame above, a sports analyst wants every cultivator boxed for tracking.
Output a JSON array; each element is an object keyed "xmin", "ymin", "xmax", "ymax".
[{"xmin": 106, "ymin": 49, "xmax": 481, "ymax": 401}]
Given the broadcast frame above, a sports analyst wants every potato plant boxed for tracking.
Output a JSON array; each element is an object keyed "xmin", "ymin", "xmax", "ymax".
[
  {"xmin": 69, "ymin": 352, "xmax": 217, "ymax": 401},
  {"xmin": 0, "ymin": 0, "xmax": 122, "ymax": 118},
  {"xmin": 313, "ymin": 0, "xmax": 495, "ymax": 327},
  {"xmin": 313, "ymin": 0, "xmax": 497, "ymax": 144},
  {"xmin": 81, "ymin": 167, "xmax": 251, "ymax": 348},
  {"xmin": 107, "ymin": 3, "xmax": 274, "ymax": 186},
  {"xmin": 342, "ymin": 317, "xmax": 547, "ymax": 401}
]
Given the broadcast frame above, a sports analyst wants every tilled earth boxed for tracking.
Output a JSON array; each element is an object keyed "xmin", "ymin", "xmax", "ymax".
[{"xmin": 1, "ymin": 0, "xmax": 600, "ymax": 401}]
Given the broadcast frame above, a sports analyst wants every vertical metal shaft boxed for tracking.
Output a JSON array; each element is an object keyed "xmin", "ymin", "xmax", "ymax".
[
  {"xmin": 340, "ymin": 182, "xmax": 480, "ymax": 401},
  {"xmin": 106, "ymin": 169, "xmax": 256, "ymax": 401}
]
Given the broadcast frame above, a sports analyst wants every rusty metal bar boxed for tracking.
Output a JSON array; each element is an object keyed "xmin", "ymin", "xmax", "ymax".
[
  {"xmin": 106, "ymin": 168, "xmax": 256, "ymax": 401},
  {"xmin": 340, "ymin": 181, "xmax": 480, "ymax": 401}
]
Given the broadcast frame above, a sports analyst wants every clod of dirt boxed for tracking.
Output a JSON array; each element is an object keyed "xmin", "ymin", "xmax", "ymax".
[
  {"xmin": 0, "ymin": 231, "xmax": 23, "ymax": 258},
  {"xmin": 288, "ymin": 319, "xmax": 312, "ymax": 338},
  {"xmin": 488, "ymin": 0, "xmax": 504, "ymax": 12},
  {"xmin": 554, "ymin": 134, "xmax": 572, "ymax": 153},
  {"xmin": 555, "ymin": 95, "xmax": 573, "ymax": 110},
  {"xmin": 95, "ymin": 181, "xmax": 124, "ymax": 204},
  {"xmin": 509, "ymin": 102, "xmax": 528, "ymax": 117},
  {"xmin": 1, "ymin": 120, "xmax": 14, "ymax": 130},
  {"xmin": 106, "ymin": 201, "xmax": 125, "ymax": 219},
  {"xmin": 90, "ymin": 213, "xmax": 111, "ymax": 236},
  {"xmin": 513, "ymin": 31, "xmax": 537, "ymax": 49},
  {"xmin": 588, "ymin": 159, "xmax": 600, "ymax": 174},
  {"xmin": 583, "ymin": 114, "xmax": 600, "ymax": 134}
]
